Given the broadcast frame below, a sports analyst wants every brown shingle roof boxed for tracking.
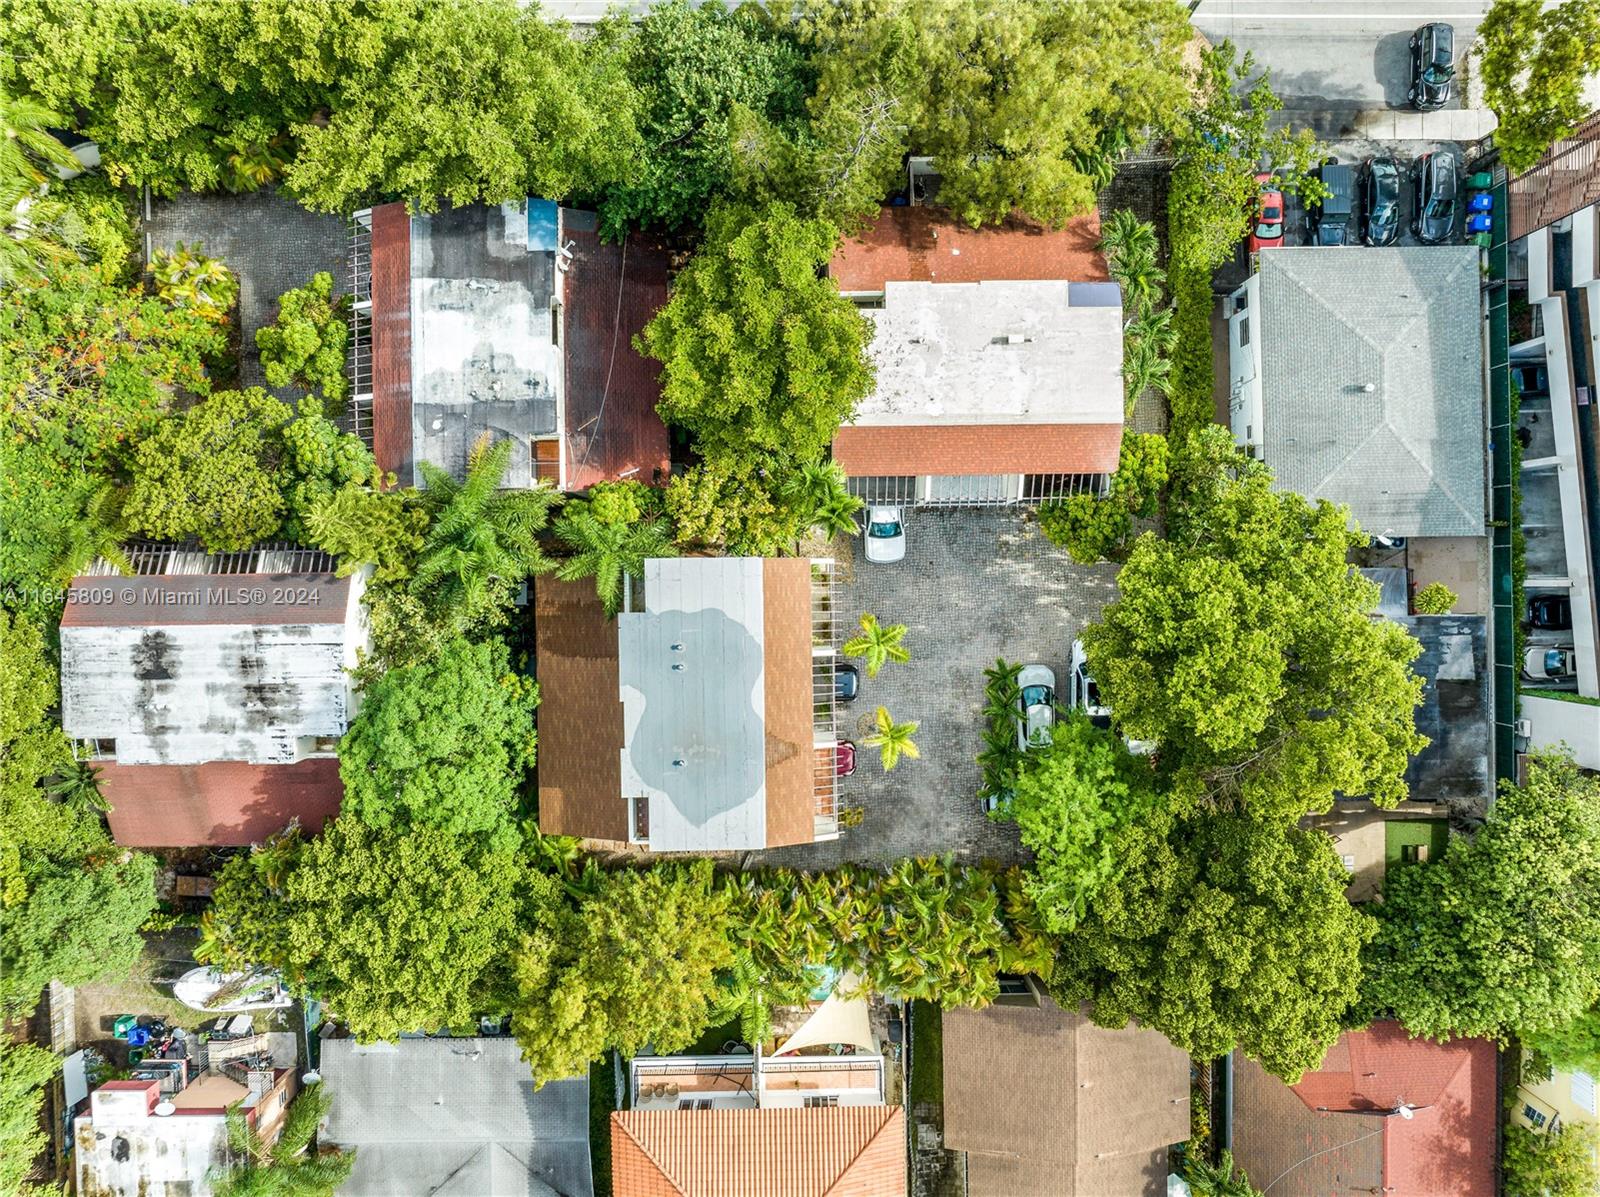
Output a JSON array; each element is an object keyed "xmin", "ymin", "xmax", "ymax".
[
  {"xmin": 1232, "ymin": 1025, "xmax": 1498, "ymax": 1197},
  {"xmin": 761, "ymin": 558, "xmax": 817, "ymax": 849},
  {"xmin": 830, "ymin": 207, "xmax": 1110, "ymax": 292},
  {"xmin": 562, "ymin": 223, "xmax": 672, "ymax": 492},
  {"xmin": 101, "ymin": 759, "xmax": 342, "ymax": 847},
  {"xmin": 369, "ymin": 202, "xmax": 412, "ymax": 480},
  {"xmin": 942, "ymin": 998, "xmax": 1187, "ymax": 1197},
  {"xmin": 610, "ymin": 1107, "xmax": 905, "ymax": 1197},
  {"xmin": 832, "ymin": 423, "xmax": 1123, "ymax": 477},
  {"xmin": 533, "ymin": 575, "xmax": 628, "ymax": 842}
]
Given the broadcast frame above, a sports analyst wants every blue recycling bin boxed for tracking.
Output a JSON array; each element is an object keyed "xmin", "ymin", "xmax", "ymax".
[
  {"xmin": 125, "ymin": 1026, "xmax": 150, "ymax": 1048},
  {"xmin": 1468, "ymin": 213, "xmax": 1493, "ymax": 235},
  {"xmin": 1468, "ymin": 193, "xmax": 1494, "ymax": 213}
]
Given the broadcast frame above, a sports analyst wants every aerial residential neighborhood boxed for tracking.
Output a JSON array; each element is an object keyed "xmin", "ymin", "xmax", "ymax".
[{"xmin": 3, "ymin": 3, "xmax": 1600, "ymax": 1197}]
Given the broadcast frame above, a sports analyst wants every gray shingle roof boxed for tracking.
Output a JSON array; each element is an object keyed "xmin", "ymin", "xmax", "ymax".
[
  {"xmin": 1259, "ymin": 247, "xmax": 1486, "ymax": 538},
  {"xmin": 321, "ymin": 1038, "xmax": 593, "ymax": 1197}
]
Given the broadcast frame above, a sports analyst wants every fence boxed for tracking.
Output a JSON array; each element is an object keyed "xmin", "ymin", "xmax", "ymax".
[{"xmin": 1508, "ymin": 111, "xmax": 1600, "ymax": 241}]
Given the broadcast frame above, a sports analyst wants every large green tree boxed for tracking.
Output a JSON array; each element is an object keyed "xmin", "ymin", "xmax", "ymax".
[
  {"xmin": 207, "ymin": 820, "xmax": 523, "ymax": 1041},
  {"xmin": 0, "ymin": 1039, "xmax": 58, "ymax": 1196},
  {"xmin": 1479, "ymin": 0, "xmax": 1600, "ymax": 175},
  {"xmin": 338, "ymin": 638, "xmax": 538, "ymax": 849},
  {"xmin": 1005, "ymin": 717, "xmax": 1164, "ymax": 934},
  {"xmin": 637, "ymin": 200, "xmax": 874, "ymax": 469},
  {"xmin": 1360, "ymin": 750, "xmax": 1600, "ymax": 1042},
  {"xmin": 513, "ymin": 860, "xmax": 734, "ymax": 1081},
  {"xmin": 1503, "ymin": 1121, "xmax": 1600, "ymax": 1197},
  {"xmin": 1052, "ymin": 809, "xmax": 1376, "ymax": 1081},
  {"xmin": 1082, "ymin": 459, "xmax": 1427, "ymax": 820},
  {"xmin": 597, "ymin": 0, "xmax": 809, "ymax": 235},
  {"xmin": 799, "ymin": 0, "xmax": 1193, "ymax": 227}
]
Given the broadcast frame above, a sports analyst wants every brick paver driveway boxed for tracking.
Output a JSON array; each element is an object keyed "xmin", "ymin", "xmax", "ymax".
[{"xmin": 751, "ymin": 508, "xmax": 1119, "ymax": 871}]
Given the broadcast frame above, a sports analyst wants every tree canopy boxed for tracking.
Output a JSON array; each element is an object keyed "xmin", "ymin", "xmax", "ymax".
[
  {"xmin": 1052, "ymin": 808, "xmax": 1375, "ymax": 1081},
  {"xmin": 338, "ymin": 638, "xmax": 538, "ymax": 849},
  {"xmin": 1479, "ymin": 0, "xmax": 1600, "ymax": 175},
  {"xmin": 1081, "ymin": 457, "xmax": 1426, "ymax": 819},
  {"xmin": 1360, "ymin": 750, "xmax": 1600, "ymax": 1042},
  {"xmin": 637, "ymin": 201, "xmax": 873, "ymax": 470}
]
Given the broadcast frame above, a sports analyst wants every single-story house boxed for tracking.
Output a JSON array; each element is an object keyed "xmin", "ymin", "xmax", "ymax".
[
  {"xmin": 828, "ymin": 207, "xmax": 1124, "ymax": 508},
  {"xmin": 320, "ymin": 1036, "xmax": 593, "ymax": 1197},
  {"xmin": 1231, "ymin": 1021, "xmax": 1497, "ymax": 1197},
  {"xmin": 942, "ymin": 986, "xmax": 1189, "ymax": 1196},
  {"xmin": 58, "ymin": 548, "xmax": 366, "ymax": 846},
  {"xmin": 1225, "ymin": 247, "xmax": 1486, "ymax": 540},
  {"xmin": 360, "ymin": 200, "xmax": 670, "ymax": 491},
  {"xmin": 534, "ymin": 557, "xmax": 843, "ymax": 850}
]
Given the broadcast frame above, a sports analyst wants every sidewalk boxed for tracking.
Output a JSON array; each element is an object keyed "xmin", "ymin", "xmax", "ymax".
[{"xmin": 1351, "ymin": 107, "xmax": 1498, "ymax": 143}]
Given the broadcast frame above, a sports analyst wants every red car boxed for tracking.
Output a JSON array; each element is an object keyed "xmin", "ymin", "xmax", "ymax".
[
  {"xmin": 1247, "ymin": 172, "xmax": 1285, "ymax": 254},
  {"xmin": 835, "ymin": 741, "xmax": 857, "ymax": 778}
]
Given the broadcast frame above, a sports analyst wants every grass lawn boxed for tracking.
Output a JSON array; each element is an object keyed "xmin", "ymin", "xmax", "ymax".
[
  {"xmin": 1385, "ymin": 819, "xmax": 1449, "ymax": 869},
  {"xmin": 589, "ymin": 1054, "xmax": 617, "ymax": 1197},
  {"xmin": 908, "ymin": 999, "xmax": 943, "ymax": 1110}
]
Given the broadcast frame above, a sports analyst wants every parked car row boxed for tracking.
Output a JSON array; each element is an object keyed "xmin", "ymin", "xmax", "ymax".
[{"xmin": 1253, "ymin": 149, "xmax": 1465, "ymax": 253}]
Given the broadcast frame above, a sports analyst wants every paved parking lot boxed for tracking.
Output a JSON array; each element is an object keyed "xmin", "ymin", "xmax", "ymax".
[{"xmin": 750, "ymin": 509, "xmax": 1120, "ymax": 871}]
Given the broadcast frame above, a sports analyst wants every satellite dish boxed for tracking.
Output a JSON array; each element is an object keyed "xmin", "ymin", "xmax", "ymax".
[
  {"xmin": 154, "ymin": 1101, "xmax": 176, "ymax": 1117},
  {"xmin": 301, "ymin": 1071, "xmax": 321, "ymax": 1085},
  {"xmin": 1394, "ymin": 1102, "xmax": 1415, "ymax": 1120}
]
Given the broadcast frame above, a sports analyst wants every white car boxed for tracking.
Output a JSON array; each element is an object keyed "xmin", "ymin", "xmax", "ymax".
[
  {"xmin": 863, "ymin": 506, "xmax": 906, "ymax": 563},
  {"xmin": 1015, "ymin": 664, "xmax": 1057, "ymax": 751},
  {"xmin": 1523, "ymin": 645, "xmax": 1577, "ymax": 682},
  {"xmin": 1069, "ymin": 639, "xmax": 1156, "ymax": 754}
]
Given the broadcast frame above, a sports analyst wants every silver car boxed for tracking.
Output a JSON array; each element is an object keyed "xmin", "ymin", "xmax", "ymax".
[{"xmin": 1015, "ymin": 664, "xmax": 1057, "ymax": 750}]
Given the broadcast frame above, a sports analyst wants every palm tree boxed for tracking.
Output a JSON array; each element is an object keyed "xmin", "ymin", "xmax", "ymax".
[
  {"xmin": 0, "ymin": 176, "xmax": 71, "ymax": 284},
  {"xmin": 552, "ymin": 505, "xmax": 677, "ymax": 617},
  {"xmin": 864, "ymin": 706, "xmax": 919, "ymax": 772},
  {"xmin": 1, "ymin": 88, "xmax": 80, "ymax": 188},
  {"xmin": 47, "ymin": 481, "xmax": 132, "ymax": 583},
  {"xmin": 1100, "ymin": 210, "xmax": 1166, "ymax": 317},
  {"xmin": 46, "ymin": 757, "xmax": 109, "ymax": 813},
  {"xmin": 414, "ymin": 434, "xmax": 561, "ymax": 612},
  {"xmin": 211, "ymin": 1083, "xmax": 354, "ymax": 1197},
  {"xmin": 1183, "ymin": 1151, "xmax": 1263, "ymax": 1197},
  {"xmin": 842, "ymin": 613, "xmax": 909, "ymax": 678},
  {"xmin": 781, "ymin": 461, "xmax": 863, "ymax": 540}
]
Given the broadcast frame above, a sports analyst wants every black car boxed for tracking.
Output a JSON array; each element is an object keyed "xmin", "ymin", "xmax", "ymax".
[
  {"xmin": 1361, "ymin": 157, "xmax": 1402, "ymax": 246},
  {"xmin": 1529, "ymin": 594, "xmax": 1573, "ymax": 631},
  {"xmin": 1409, "ymin": 23, "xmax": 1455, "ymax": 111},
  {"xmin": 1412, "ymin": 151, "xmax": 1461, "ymax": 244},
  {"xmin": 834, "ymin": 661, "xmax": 860, "ymax": 703},
  {"xmin": 1308, "ymin": 161, "xmax": 1357, "ymax": 246}
]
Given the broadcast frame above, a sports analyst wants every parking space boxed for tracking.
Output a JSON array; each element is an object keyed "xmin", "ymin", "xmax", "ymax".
[{"xmin": 750, "ymin": 509, "xmax": 1120, "ymax": 871}]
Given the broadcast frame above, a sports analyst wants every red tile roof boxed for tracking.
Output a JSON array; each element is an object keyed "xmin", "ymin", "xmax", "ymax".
[
  {"xmin": 611, "ymin": 1107, "xmax": 905, "ymax": 1197},
  {"xmin": 830, "ymin": 207, "xmax": 1109, "ymax": 292},
  {"xmin": 60, "ymin": 574, "xmax": 350, "ymax": 628},
  {"xmin": 832, "ymin": 423, "xmax": 1123, "ymax": 476},
  {"xmin": 562, "ymin": 225, "xmax": 672, "ymax": 492},
  {"xmin": 102, "ymin": 759, "xmax": 342, "ymax": 847},
  {"xmin": 369, "ymin": 202, "xmax": 413, "ymax": 480},
  {"xmin": 1235, "ymin": 1024, "xmax": 1498, "ymax": 1197}
]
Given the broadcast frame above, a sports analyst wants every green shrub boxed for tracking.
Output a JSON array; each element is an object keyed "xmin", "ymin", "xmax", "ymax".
[
  {"xmin": 1412, "ymin": 582, "xmax": 1457, "ymax": 615},
  {"xmin": 1503, "ymin": 1121, "xmax": 1600, "ymax": 1197},
  {"xmin": 1038, "ymin": 495, "xmax": 1130, "ymax": 564},
  {"xmin": 1169, "ymin": 263, "xmax": 1217, "ymax": 437},
  {"xmin": 256, "ymin": 272, "xmax": 351, "ymax": 403}
]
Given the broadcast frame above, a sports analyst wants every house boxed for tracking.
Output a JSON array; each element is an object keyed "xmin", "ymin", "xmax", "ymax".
[
  {"xmin": 58, "ymin": 546, "xmax": 366, "ymax": 846},
  {"xmin": 356, "ymin": 200, "xmax": 670, "ymax": 492},
  {"xmin": 1511, "ymin": 123, "xmax": 1600, "ymax": 700},
  {"xmin": 320, "ymin": 1037, "xmax": 594, "ymax": 1197},
  {"xmin": 613, "ymin": 984, "xmax": 902, "ymax": 1196},
  {"xmin": 1225, "ymin": 247, "xmax": 1485, "ymax": 541},
  {"xmin": 941, "ymin": 987, "xmax": 1189, "ymax": 1196},
  {"xmin": 74, "ymin": 1065, "xmax": 298, "ymax": 1197},
  {"xmin": 1514, "ymin": 1059, "xmax": 1598, "ymax": 1191},
  {"xmin": 828, "ymin": 207, "xmax": 1125, "ymax": 507},
  {"xmin": 534, "ymin": 557, "xmax": 844, "ymax": 849},
  {"xmin": 1230, "ymin": 1022, "xmax": 1497, "ymax": 1197}
]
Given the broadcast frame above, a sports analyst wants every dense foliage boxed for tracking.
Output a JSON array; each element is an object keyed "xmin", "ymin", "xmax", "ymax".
[
  {"xmin": 256, "ymin": 272, "xmax": 351, "ymax": 402},
  {"xmin": 1360, "ymin": 751, "xmax": 1600, "ymax": 1041},
  {"xmin": 1037, "ymin": 432, "xmax": 1168, "ymax": 563},
  {"xmin": 1479, "ymin": 0, "xmax": 1600, "ymax": 175},
  {"xmin": 0, "ymin": 1039, "xmax": 59, "ymax": 1197},
  {"xmin": 339, "ymin": 638, "xmax": 538, "ymax": 850},
  {"xmin": 1503, "ymin": 1120, "xmax": 1600, "ymax": 1197},
  {"xmin": 211, "ymin": 1082, "xmax": 355, "ymax": 1197}
]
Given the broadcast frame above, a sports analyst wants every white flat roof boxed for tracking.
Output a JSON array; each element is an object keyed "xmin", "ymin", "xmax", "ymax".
[{"xmin": 853, "ymin": 280, "xmax": 1124, "ymax": 426}]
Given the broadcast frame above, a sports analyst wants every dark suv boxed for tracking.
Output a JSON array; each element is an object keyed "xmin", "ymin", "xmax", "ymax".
[
  {"xmin": 1361, "ymin": 157, "xmax": 1402, "ymax": 246},
  {"xmin": 1409, "ymin": 23, "xmax": 1455, "ymax": 111},
  {"xmin": 1308, "ymin": 162, "xmax": 1357, "ymax": 246},
  {"xmin": 1412, "ymin": 151, "xmax": 1461, "ymax": 244}
]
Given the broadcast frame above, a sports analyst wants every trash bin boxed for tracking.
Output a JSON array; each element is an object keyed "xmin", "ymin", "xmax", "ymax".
[
  {"xmin": 1474, "ymin": 232, "xmax": 1494, "ymax": 249},
  {"xmin": 126, "ymin": 1025, "xmax": 150, "ymax": 1048},
  {"xmin": 112, "ymin": 1014, "xmax": 138, "ymax": 1041},
  {"xmin": 1468, "ymin": 213, "xmax": 1493, "ymax": 235},
  {"xmin": 1468, "ymin": 193, "xmax": 1494, "ymax": 213},
  {"xmin": 1469, "ymin": 170, "xmax": 1494, "ymax": 190}
]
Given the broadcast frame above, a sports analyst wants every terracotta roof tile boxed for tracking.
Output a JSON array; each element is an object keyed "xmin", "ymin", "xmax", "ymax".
[
  {"xmin": 533, "ymin": 575, "xmax": 629, "ymax": 842},
  {"xmin": 832, "ymin": 424, "xmax": 1123, "ymax": 476},
  {"xmin": 611, "ymin": 1107, "xmax": 905, "ymax": 1197},
  {"xmin": 369, "ymin": 202, "xmax": 412, "ymax": 479},
  {"xmin": 562, "ymin": 225, "xmax": 673, "ymax": 492},
  {"xmin": 762, "ymin": 559, "xmax": 817, "ymax": 849},
  {"xmin": 101, "ymin": 759, "xmax": 342, "ymax": 847},
  {"xmin": 830, "ymin": 207, "xmax": 1110, "ymax": 292}
]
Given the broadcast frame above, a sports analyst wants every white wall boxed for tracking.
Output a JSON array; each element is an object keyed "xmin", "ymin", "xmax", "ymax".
[
  {"xmin": 1227, "ymin": 276, "xmax": 1262, "ymax": 450},
  {"xmin": 1522, "ymin": 694, "xmax": 1600, "ymax": 770}
]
